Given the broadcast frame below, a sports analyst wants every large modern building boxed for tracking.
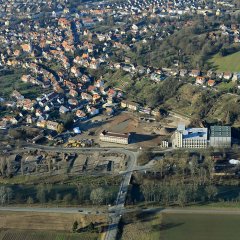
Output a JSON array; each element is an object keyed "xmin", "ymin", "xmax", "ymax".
[
  {"xmin": 172, "ymin": 124, "xmax": 208, "ymax": 148},
  {"xmin": 100, "ymin": 130, "xmax": 131, "ymax": 145},
  {"xmin": 209, "ymin": 126, "xmax": 231, "ymax": 147}
]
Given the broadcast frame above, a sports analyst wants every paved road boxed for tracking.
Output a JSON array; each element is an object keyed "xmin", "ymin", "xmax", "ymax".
[
  {"xmin": 1, "ymin": 206, "xmax": 240, "ymax": 216},
  {"xmin": 0, "ymin": 207, "xmax": 105, "ymax": 215},
  {"xmin": 0, "ymin": 144, "xmax": 182, "ymax": 240},
  {"xmin": 2, "ymin": 144, "xmax": 140, "ymax": 240},
  {"xmin": 104, "ymin": 149, "xmax": 139, "ymax": 240}
]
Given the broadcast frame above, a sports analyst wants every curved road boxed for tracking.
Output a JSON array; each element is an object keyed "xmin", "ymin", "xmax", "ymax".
[
  {"xmin": 5, "ymin": 144, "xmax": 139, "ymax": 240},
  {"xmin": 0, "ymin": 144, "xmax": 174, "ymax": 240}
]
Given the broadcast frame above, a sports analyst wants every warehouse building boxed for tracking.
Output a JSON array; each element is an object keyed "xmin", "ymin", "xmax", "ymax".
[
  {"xmin": 209, "ymin": 126, "xmax": 231, "ymax": 147},
  {"xmin": 100, "ymin": 130, "xmax": 131, "ymax": 145}
]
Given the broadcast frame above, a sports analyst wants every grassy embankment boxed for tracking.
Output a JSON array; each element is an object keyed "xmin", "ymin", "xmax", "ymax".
[
  {"xmin": 164, "ymin": 84, "xmax": 240, "ymax": 126},
  {"xmin": 209, "ymin": 51, "xmax": 240, "ymax": 72}
]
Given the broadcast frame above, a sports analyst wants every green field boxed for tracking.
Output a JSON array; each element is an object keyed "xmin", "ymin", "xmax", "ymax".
[
  {"xmin": 0, "ymin": 229, "xmax": 98, "ymax": 240},
  {"xmin": 121, "ymin": 211, "xmax": 240, "ymax": 240},
  {"xmin": 209, "ymin": 51, "xmax": 240, "ymax": 72},
  {"xmin": 161, "ymin": 213, "xmax": 240, "ymax": 240}
]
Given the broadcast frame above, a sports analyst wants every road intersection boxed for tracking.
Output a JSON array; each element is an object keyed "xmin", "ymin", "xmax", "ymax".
[{"xmin": 0, "ymin": 144, "xmax": 172, "ymax": 240}]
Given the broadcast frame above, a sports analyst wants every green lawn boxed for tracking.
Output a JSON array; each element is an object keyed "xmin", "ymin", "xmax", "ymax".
[
  {"xmin": 209, "ymin": 51, "xmax": 240, "ymax": 72},
  {"xmin": 161, "ymin": 213, "xmax": 240, "ymax": 240}
]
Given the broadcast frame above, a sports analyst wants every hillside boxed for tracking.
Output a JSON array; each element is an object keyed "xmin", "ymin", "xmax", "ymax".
[
  {"xmin": 209, "ymin": 51, "xmax": 240, "ymax": 72},
  {"xmin": 162, "ymin": 84, "xmax": 240, "ymax": 127}
]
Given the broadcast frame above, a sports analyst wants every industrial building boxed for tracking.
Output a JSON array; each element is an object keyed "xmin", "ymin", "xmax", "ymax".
[
  {"xmin": 100, "ymin": 130, "xmax": 131, "ymax": 145},
  {"xmin": 209, "ymin": 126, "xmax": 231, "ymax": 147},
  {"xmin": 171, "ymin": 124, "xmax": 208, "ymax": 148}
]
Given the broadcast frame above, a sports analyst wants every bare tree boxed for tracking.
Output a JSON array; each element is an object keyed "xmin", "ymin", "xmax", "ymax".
[
  {"xmin": 90, "ymin": 187, "xmax": 105, "ymax": 205},
  {"xmin": 36, "ymin": 184, "xmax": 46, "ymax": 204},
  {"xmin": 27, "ymin": 196, "xmax": 34, "ymax": 205},
  {"xmin": 177, "ymin": 189, "xmax": 187, "ymax": 207},
  {"xmin": 0, "ymin": 186, "xmax": 7, "ymax": 205},
  {"xmin": 0, "ymin": 156, "xmax": 7, "ymax": 177},
  {"xmin": 6, "ymin": 187, "xmax": 13, "ymax": 204},
  {"xmin": 205, "ymin": 185, "xmax": 218, "ymax": 201}
]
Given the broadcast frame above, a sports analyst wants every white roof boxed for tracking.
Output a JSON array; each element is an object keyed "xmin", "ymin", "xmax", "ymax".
[{"xmin": 183, "ymin": 128, "xmax": 208, "ymax": 140}]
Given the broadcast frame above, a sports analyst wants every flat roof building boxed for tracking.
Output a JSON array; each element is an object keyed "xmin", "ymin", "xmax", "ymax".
[
  {"xmin": 172, "ymin": 124, "xmax": 208, "ymax": 148},
  {"xmin": 210, "ymin": 126, "xmax": 231, "ymax": 147},
  {"xmin": 100, "ymin": 130, "xmax": 131, "ymax": 145}
]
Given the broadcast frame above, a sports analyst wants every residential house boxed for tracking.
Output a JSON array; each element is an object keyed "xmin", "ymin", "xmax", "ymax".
[
  {"xmin": 26, "ymin": 115, "xmax": 35, "ymax": 124},
  {"xmin": 216, "ymin": 72, "xmax": 224, "ymax": 79},
  {"xmin": 81, "ymin": 92, "xmax": 93, "ymax": 101},
  {"xmin": 59, "ymin": 105, "xmax": 69, "ymax": 114},
  {"xmin": 196, "ymin": 76, "xmax": 206, "ymax": 85},
  {"xmin": 89, "ymin": 59, "xmax": 100, "ymax": 69},
  {"xmin": 11, "ymin": 90, "xmax": 24, "ymax": 100},
  {"xmin": 71, "ymin": 66, "xmax": 81, "ymax": 77},
  {"xmin": 21, "ymin": 75, "xmax": 31, "ymax": 83},
  {"xmin": 0, "ymin": 120, "xmax": 7, "ymax": 129},
  {"xmin": 180, "ymin": 69, "xmax": 188, "ymax": 77},
  {"xmin": 76, "ymin": 110, "xmax": 87, "ymax": 120},
  {"xmin": 68, "ymin": 99, "xmax": 78, "ymax": 106},
  {"xmin": 69, "ymin": 89, "xmax": 78, "ymax": 98},
  {"xmin": 190, "ymin": 69, "xmax": 201, "ymax": 77},
  {"xmin": 223, "ymin": 72, "xmax": 232, "ymax": 80},
  {"xmin": 58, "ymin": 18, "xmax": 71, "ymax": 28},
  {"xmin": 21, "ymin": 43, "xmax": 32, "ymax": 53},
  {"xmin": 87, "ymin": 106, "xmax": 99, "ymax": 116},
  {"xmin": 107, "ymin": 88, "xmax": 117, "ymax": 98},
  {"xmin": 207, "ymin": 79, "xmax": 216, "ymax": 87},
  {"xmin": 232, "ymin": 73, "xmax": 240, "ymax": 82}
]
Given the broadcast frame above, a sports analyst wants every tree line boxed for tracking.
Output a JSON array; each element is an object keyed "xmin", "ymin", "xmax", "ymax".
[{"xmin": 0, "ymin": 183, "xmax": 118, "ymax": 206}]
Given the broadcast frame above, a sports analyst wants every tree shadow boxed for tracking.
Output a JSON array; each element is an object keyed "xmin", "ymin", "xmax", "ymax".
[
  {"xmin": 206, "ymin": 61, "xmax": 218, "ymax": 72},
  {"xmin": 157, "ymin": 222, "xmax": 184, "ymax": 231},
  {"xmin": 135, "ymin": 210, "xmax": 160, "ymax": 223}
]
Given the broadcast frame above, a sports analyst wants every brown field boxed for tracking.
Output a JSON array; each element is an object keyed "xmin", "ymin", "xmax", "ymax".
[
  {"xmin": 75, "ymin": 112, "xmax": 186, "ymax": 148},
  {"xmin": 0, "ymin": 229, "xmax": 98, "ymax": 240},
  {"xmin": 0, "ymin": 211, "xmax": 106, "ymax": 232}
]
